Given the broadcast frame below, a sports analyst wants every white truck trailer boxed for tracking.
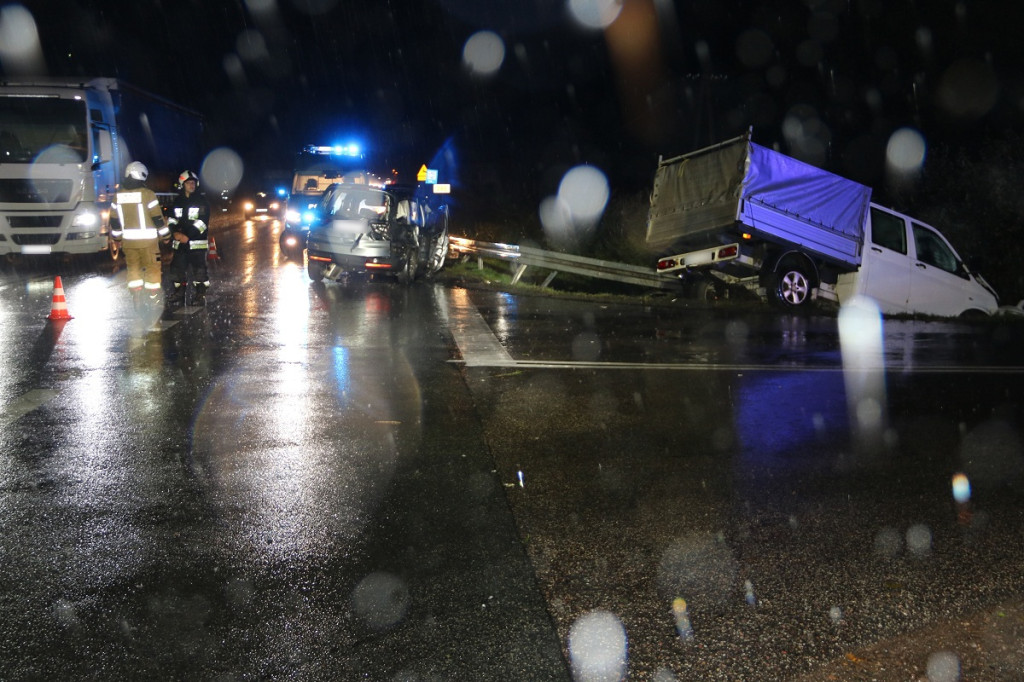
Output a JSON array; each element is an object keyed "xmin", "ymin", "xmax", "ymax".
[
  {"xmin": 0, "ymin": 77, "xmax": 204, "ymax": 260},
  {"xmin": 649, "ymin": 132, "xmax": 998, "ymax": 317}
]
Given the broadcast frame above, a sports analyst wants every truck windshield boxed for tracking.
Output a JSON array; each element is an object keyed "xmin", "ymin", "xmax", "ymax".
[
  {"xmin": 323, "ymin": 188, "xmax": 388, "ymax": 220},
  {"xmin": 0, "ymin": 96, "xmax": 89, "ymax": 164}
]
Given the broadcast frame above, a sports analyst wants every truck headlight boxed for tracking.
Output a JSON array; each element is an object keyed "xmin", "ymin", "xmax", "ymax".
[
  {"xmin": 72, "ymin": 210, "xmax": 99, "ymax": 228},
  {"xmin": 69, "ymin": 208, "xmax": 100, "ymax": 238}
]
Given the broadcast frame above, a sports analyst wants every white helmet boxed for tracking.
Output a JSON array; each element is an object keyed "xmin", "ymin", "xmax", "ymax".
[
  {"xmin": 126, "ymin": 161, "xmax": 148, "ymax": 181},
  {"xmin": 178, "ymin": 169, "xmax": 199, "ymax": 187}
]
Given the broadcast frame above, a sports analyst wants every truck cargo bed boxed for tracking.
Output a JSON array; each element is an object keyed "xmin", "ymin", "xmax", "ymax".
[{"xmin": 645, "ymin": 134, "xmax": 871, "ymax": 268}]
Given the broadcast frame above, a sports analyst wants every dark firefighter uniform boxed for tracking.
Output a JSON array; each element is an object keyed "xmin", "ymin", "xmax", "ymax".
[
  {"xmin": 167, "ymin": 171, "xmax": 212, "ymax": 306},
  {"xmin": 109, "ymin": 162, "xmax": 168, "ymax": 300}
]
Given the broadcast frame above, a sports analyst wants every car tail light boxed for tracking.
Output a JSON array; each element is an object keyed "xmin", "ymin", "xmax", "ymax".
[
  {"xmin": 718, "ymin": 245, "xmax": 739, "ymax": 259},
  {"xmin": 656, "ymin": 258, "xmax": 676, "ymax": 270}
]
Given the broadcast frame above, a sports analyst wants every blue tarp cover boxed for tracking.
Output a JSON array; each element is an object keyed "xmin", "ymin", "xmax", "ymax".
[
  {"xmin": 645, "ymin": 136, "xmax": 872, "ymax": 253},
  {"xmin": 743, "ymin": 142, "xmax": 870, "ymax": 241}
]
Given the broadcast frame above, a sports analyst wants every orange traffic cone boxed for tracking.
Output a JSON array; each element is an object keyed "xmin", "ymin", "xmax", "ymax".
[
  {"xmin": 207, "ymin": 236, "xmax": 220, "ymax": 260},
  {"xmin": 47, "ymin": 276, "xmax": 73, "ymax": 321}
]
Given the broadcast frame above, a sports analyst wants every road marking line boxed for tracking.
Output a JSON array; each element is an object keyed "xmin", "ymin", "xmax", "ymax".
[
  {"xmin": 443, "ymin": 289, "xmax": 515, "ymax": 367},
  {"xmin": 472, "ymin": 359, "xmax": 1024, "ymax": 373},
  {"xmin": 442, "ymin": 288, "xmax": 1024, "ymax": 374},
  {"xmin": 1, "ymin": 388, "xmax": 59, "ymax": 424}
]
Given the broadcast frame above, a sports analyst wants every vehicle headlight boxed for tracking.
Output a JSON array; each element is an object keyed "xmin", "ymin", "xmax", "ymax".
[
  {"xmin": 270, "ymin": 202, "xmax": 279, "ymax": 210},
  {"xmin": 72, "ymin": 210, "xmax": 99, "ymax": 228},
  {"xmin": 286, "ymin": 209, "xmax": 301, "ymax": 223},
  {"xmin": 244, "ymin": 201, "xmax": 254, "ymax": 211}
]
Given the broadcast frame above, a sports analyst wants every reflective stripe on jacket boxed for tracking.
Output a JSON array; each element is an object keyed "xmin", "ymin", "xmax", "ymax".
[{"xmin": 111, "ymin": 189, "xmax": 167, "ymax": 240}]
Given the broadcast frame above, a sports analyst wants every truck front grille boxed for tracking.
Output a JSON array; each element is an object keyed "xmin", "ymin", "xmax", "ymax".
[
  {"xmin": 8, "ymin": 215, "xmax": 63, "ymax": 228},
  {"xmin": 0, "ymin": 178, "xmax": 72, "ymax": 203},
  {"xmin": 12, "ymin": 233, "xmax": 60, "ymax": 245}
]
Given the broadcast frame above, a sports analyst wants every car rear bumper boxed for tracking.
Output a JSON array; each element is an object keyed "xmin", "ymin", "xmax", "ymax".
[{"xmin": 307, "ymin": 246, "xmax": 400, "ymax": 273}]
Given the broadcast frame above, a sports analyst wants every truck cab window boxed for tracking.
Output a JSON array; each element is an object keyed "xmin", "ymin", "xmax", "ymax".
[
  {"xmin": 912, "ymin": 223, "xmax": 959, "ymax": 274},
  {"xmin": 870, "ymin": 208, "xmax": 907, "ymax": 254},
  {"xmin": 0, "ymin": 130, "xmax": 22, "ymax": 158}
]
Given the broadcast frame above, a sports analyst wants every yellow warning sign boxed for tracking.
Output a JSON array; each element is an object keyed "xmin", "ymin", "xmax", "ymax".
[{"xmin": 416, "ymin": 164, "xmax": 428, "ymax": 182}]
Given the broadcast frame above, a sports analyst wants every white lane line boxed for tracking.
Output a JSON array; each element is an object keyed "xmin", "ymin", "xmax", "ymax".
[
  {"xmin": 441, "ymin": 288, "xmax": 1024, "ymax": 373},
  {"xmin": 1, "ymin": 388, "xmax": 59, "ymax": 424},
  {"xmin": 483, "ymin": 360, "xmax": 1024, "ymax": 373},
  {"xmin": 441, "ymin": 289, "xmax": 515, "ymax": 367}
]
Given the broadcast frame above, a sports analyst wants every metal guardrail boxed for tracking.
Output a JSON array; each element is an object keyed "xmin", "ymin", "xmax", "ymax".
[{"xmin": 449, "ymin": 237, "xmax": 681, "ymax": 291}]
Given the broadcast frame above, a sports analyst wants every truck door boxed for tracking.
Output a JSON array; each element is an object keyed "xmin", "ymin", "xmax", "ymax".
[
  {"xmin": 858, "ymin": 206, "xmax": 911, "ymax": 313},
  {"xmin": 906, "ymin": 222, "xmax": 981, "ymax": 316},
  {"xmin": 91, "ymin": 123, "xmax": 115, "ymax": 199},
  {"xmin": 83, "ymin": 90, "xmax": 117, "ymax": 203}
]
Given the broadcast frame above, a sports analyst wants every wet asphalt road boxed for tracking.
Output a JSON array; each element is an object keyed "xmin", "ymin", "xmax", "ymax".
[{"xmin": 1, "ymin": 216, "xmax": 1023, "ymax": 680}]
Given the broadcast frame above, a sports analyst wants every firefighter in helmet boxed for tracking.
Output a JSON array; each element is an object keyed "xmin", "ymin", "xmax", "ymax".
[
  {"xmin": 109, "ymin": 161, "xmax": 169, "ymax": 309},
  {"xmin": 167, "ymin": 169, "xmax": 212, "ymax": 307}
]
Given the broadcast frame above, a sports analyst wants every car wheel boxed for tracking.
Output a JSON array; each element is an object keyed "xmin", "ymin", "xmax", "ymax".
[
  {"xmin": 307, "ymin": 258, "xmax": 324, "ymax": 281},
  {"xmin": 959, "ymin": 309, "xmax": 989, "ymax": 321},
  {"xmin": 280, "ymin": 232, "xmax": 302, "ymax": 260},
  {"xmin": 108, "ymin": 236, "xmax": 121, "ymax": 261},
  {"xmin": 425, "ymin": 227, "xmax": 449, "ymax": 278},
  {"xmin": 397, "ymin": 246, "xmax": 418, "ymax": 285},
  {"xmin": 767, "ymin": 259, "xmax": 815, "ymax": 309}
]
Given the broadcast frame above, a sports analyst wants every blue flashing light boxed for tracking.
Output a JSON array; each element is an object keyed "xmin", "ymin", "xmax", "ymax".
[
  {"xmin": 301, "ymin": 142, "xmax": 365, "ymax": 158},
  {"xmin": 333, "ymin": 143, "xmax": 361, "ymax": 157},
  {"xmin": 302, "ymin": 210, "xmax": 317, "ymax": 224}
]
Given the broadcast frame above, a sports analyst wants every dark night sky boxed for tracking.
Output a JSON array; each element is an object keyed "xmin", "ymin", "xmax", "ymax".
[{"xmin": 6, "ymin": 0, "xmax": 1024, "ymax": 204}]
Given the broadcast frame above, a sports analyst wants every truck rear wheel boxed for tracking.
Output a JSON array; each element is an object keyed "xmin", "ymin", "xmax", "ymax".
[
  {"xmin": 307, "ymin": 258, "xmax": 324, "ymax": 281},
  {"xmin": 693, "ymin": 280, "xmax": 719, "ymax": 303},
  {"xmin": 767, "ymin": 259, "xmax": 815, "ymax": 309}
]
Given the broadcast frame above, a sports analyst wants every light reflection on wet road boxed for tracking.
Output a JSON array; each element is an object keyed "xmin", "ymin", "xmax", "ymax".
[{"xmin": 1, "ymin": 218, "xmax": 1023, "ymax": 680}]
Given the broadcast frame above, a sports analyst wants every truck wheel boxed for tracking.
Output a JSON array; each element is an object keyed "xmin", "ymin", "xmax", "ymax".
[
  {"xmin": 768, "ymin": 260, "xmax": 815, "ymax": 309},
  {"xmin": 307, "ymin": 258, "xmax": 324, "ymax": 281},
  {"xmin": 693, "ymin": 280, "xmax": 719, "ymax": 303}
]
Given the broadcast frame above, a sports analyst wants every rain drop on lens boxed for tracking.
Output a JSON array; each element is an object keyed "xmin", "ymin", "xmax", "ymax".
[
  {"xmin": 951, "ymin": 472, "xmax": 971, "ymax": 504},
  {"xmin": 568, "ymin": 610, "xmax": 629, "ymax": 681},
  {"xmin": 462, "ymin": 31, "xmax": 505, "ymax": 76},
  {"xmin": 906, "ymin": 524, "xmax": 932, "ymax": 557}
]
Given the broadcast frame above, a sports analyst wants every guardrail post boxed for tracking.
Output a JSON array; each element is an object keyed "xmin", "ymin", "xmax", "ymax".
[{"xmin": 511, "ymin": 263, "xmax": 528, "ymax": 285}]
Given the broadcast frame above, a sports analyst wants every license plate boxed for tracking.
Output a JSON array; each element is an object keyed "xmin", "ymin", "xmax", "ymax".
[{"xmin": 21, "ymin": 245, "xmax": 52, "ymax": 254}]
